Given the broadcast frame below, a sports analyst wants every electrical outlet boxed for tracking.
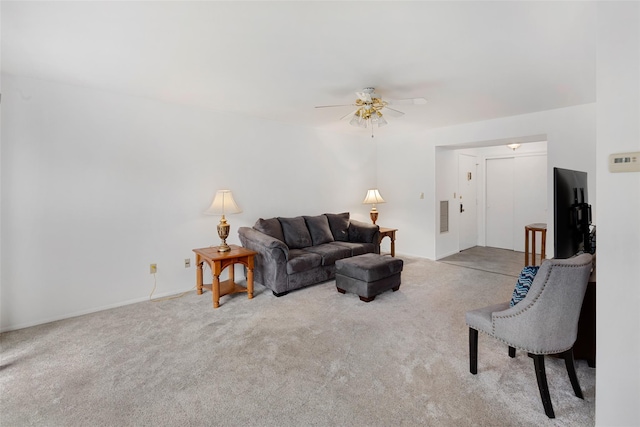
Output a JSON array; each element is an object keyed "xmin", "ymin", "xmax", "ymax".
[
  {"xmin": 150, "ymin": 264, "xmax": 157, "ymax": 274},
  {"xmin": 184, "ymin": 258, "xmax": 191, "ymax": 268}
]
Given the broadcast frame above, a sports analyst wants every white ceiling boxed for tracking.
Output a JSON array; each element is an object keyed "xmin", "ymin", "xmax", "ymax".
[{"xmin": 1, "ymin": 1, "xmax": 597, "ymax": 136}]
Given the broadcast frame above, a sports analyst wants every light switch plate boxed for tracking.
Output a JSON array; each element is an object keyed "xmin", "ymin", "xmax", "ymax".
[{"xmin": 609, "ymin": 151, "xmax": 640, "ymax": 173}]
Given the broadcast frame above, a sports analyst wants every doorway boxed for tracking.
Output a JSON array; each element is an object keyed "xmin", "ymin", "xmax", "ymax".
[{"xmin": 434, "ymin": 139, "xmax": 548, "ymax": 260}]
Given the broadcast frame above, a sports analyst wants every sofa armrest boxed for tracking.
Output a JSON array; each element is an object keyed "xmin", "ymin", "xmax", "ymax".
[
  {"xmin": 348, "ymin": 220, "xmax": 380, "ymax": 244},
  {"xmin": 238, "ymin": 227, "xmax": 289, "ymax": 261},
  {"xmin": 238, "ymin": 227, "xmax": 290, "ymax": 293}
]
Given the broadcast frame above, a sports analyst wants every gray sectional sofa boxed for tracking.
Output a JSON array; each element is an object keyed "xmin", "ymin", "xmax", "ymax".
[{"xmin": 238, "ymin": 213, "xmax": 380, "ymax": 296}]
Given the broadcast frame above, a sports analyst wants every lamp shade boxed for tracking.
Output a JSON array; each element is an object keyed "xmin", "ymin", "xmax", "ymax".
[
  {"xmin": 362, "ymin": 189, "xmax": 386, "ymax": 205},
  {"xmin": 205, "ymin": 190, "xmax": 242, "ymax": 216}
]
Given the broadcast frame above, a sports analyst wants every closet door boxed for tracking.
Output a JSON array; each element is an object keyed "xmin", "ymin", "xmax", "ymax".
[
  {"xmin": 513, "ymin": 154, "xmax": 547, "ymax": 253},
  {"xmin": 486, "ymin": 155, "xmax": 547, "ymax": 252},
  {"xmin": 486, "ymin": 158, "xmax": 515, "ymax": 249}
]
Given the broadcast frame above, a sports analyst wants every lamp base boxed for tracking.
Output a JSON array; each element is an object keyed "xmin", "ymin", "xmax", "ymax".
[
  {"xmin": 369, "ymin": 208, "xmax": 379, "ymax": 225},
  {"xmin": 217, "ymin": 216, "xmax": 231, "ymax": 252}
]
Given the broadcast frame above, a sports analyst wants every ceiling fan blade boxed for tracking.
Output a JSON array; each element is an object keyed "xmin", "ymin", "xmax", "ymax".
[
  {"xmin": 315, "ymin": 103, "xmax": 355, "ymax": 108},
  {"xmin": 387, "ymin": 97, "xmax": 428, "ymax": 106},
  {"xmin": 340, "ymin": 109, "xmax": 358, "ymax": 121},
  {"xmin": 383, "ymin": 106, "xmax": 405, "ymax": 117}
]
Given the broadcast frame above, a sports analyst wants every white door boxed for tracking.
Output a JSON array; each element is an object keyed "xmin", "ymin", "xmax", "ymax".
[
  {"xmin": 458, "ymin": 154, "xmax": 477, "ymax": 250},
  {"xmin": 486, "ymin": 158, "xmax": 515, "ymax": 249},
  {"xmin": 513, "ymin": 155, "xmax": 547, "ymax": 253}
]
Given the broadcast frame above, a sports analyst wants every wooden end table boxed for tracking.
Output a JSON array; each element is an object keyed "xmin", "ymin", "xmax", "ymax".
[
  {"xmin": 378, "ymin": 227, "xmax": 398, "ymax": 257},
  {"xmin": 193, "ymin": 245, "xmax": 257, "ymax": 308}
]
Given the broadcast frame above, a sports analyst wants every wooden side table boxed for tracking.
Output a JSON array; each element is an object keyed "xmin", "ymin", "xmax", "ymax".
[
  {"xmin": 378, "ymin": 227, "xmax": 398, "ymax": 257},
  {"xmin": 193, "ymin": 245, "xmax": 257, "ymax": 308},
  {"xmin": 524, "ymin": 223, "xmax": 546, "ymax": 266}
]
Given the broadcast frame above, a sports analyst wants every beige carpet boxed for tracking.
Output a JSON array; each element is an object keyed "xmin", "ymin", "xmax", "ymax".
[{"xmin": 0, "ymin": 253, "xmax": 594, "ymax": 426}]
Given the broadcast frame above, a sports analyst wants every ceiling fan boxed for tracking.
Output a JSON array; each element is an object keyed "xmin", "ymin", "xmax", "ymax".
[{"xmin": 315, "ymin": 87, "xmax": 427, "ymax": 137}]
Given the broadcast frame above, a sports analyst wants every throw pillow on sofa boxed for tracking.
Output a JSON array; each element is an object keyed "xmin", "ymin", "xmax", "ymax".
[
  {"xmin": 325, "ymin": 212, "xmax": 350, "ymax": 242},
  {"xmin": 254, "ymin": 218, "xmax": 285, "ymax": 242},
  {"xmin": 303, "ymin": 215, "xmax": 335, "ymax": 246},
  {"xmin": 348, "ymin": 220, "xmax": 378, "ymax": 243},
  {"xmin": 278, "ymin": 216, "xmax": 313, "ymax": 249}
]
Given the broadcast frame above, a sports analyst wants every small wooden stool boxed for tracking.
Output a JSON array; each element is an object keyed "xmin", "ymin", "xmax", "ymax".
[{"xmin": 525, "ymin": 223, "xmax": 547, "ymax": 266}]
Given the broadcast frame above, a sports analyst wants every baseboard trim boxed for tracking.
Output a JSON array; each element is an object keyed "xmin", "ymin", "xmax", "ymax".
[
  {"xmin": 0, "ymin": 287, "xmax": 195, "ymax": 333},
  {"xmin": 436, "ymin": 249, "xmax": 461, "ymax": 260}
]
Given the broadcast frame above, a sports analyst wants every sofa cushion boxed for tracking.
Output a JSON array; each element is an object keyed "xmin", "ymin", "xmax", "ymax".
[
  {"xmin": 254, "ymin": 218, "xmax": 285, "ymax": 242},
  {"xmin": 325, "ymin": 212, "xmax": 350, "ymax": 242},
  {"xmin": 303, "ymin": 243, "xmax": 351, "ymax": 266},
  {"xmin": 286, "ymin": 249, "xmax": 322, "ymax": 274},
  {"xmin": 332, "ymin": 241, "xmax": 376, "ymax": 256},
  {"xmin": 303, "ymin": 215, "xmax": 334, "ymax": 246},
  {"xmin": 278, "ymin": 216, "xmax": 313, "ymax": 249}
]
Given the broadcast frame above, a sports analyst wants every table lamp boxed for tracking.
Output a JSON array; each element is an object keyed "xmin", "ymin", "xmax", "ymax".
[
  {"xmin": 205, "ymin": 190, "xmax": 242, "ymax": 252},
  {"xmin": 362, "ymin": 188, "xmax": 386, "ymax": 225}
]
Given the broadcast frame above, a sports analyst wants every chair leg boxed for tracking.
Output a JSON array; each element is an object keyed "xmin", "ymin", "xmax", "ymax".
[
  {"xmin": 469, "ymin": 328, "xmax": 478, "ymax": 375},
  {"xmin": 529, "ymin": 353, "xmax": 555, "ymax": 419},
  {"xmin": 562, "ymin": 349, "xmax": 584, "ymax": 399},
  {"xmin": 509, "ymin": 346, "xmax": 516, "ymax": 358}
]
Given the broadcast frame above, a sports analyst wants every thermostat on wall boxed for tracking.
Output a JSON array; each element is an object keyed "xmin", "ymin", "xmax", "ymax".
[{"xmin": 608, "ymin": 152, "xmax": 640, "ymax": 173}]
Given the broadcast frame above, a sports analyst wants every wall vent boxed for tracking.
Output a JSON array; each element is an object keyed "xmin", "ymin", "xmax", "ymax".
[{"xmin": 440, "ymin": 200, "xmax": 449, "ymax": 233}]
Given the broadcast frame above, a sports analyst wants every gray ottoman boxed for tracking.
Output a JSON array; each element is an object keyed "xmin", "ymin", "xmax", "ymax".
[{"xmin": 335, "ymin": 253, "xmax": 404, "ymax": 302}]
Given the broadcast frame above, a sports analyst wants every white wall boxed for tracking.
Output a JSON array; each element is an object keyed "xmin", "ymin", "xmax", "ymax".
[
  {"xmin": 434, "ymin": 147, "xmax": 459, "ymax": 258},
  {"xmin": 0, "ymin": 74, "xmax": 374, "ymax": 331},
  {"xmin": 371, "ymin": 136, "xmax": 435, "ymax": 258},
  {"xmin": 377, "ymin": 104, "xmax": 595, "ymax": 260},
  {"xmin": 595, "ymin": 2, "xmax": 640, "ymax": 425}
]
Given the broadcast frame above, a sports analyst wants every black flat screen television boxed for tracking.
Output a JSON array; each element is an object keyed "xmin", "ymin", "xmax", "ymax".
[{"xmin": 553, "ymin": 167, "xmax": 594, "ymax": 259}]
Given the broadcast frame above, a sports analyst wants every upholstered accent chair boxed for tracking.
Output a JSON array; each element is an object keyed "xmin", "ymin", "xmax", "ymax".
[{"xmin": 465, "ymin": 253, "xmax": 593, "ymax": 418}]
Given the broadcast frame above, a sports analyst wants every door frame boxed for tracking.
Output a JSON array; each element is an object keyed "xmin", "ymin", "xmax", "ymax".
[{"xmin": 458, "ymin": 153, "xmax": 478, "ymax": 251}]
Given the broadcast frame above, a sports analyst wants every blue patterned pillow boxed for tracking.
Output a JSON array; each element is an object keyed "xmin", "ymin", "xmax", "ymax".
[{"xmin": 510, "ymin": 266, "xmax": 540, "ymax": 307}]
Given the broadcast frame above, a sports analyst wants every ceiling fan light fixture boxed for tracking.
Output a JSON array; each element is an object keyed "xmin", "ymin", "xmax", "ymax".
[
  {"xmin": 318, "ymin": 87, "xmax": 427, "ymax": 135},
  {"xmin": 350, "ymin": 107, "xmax": 372, "ymax": 128},
  {"xmin": 352, "ymin": 112, "xmax": 367, "ymax": 128}
]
